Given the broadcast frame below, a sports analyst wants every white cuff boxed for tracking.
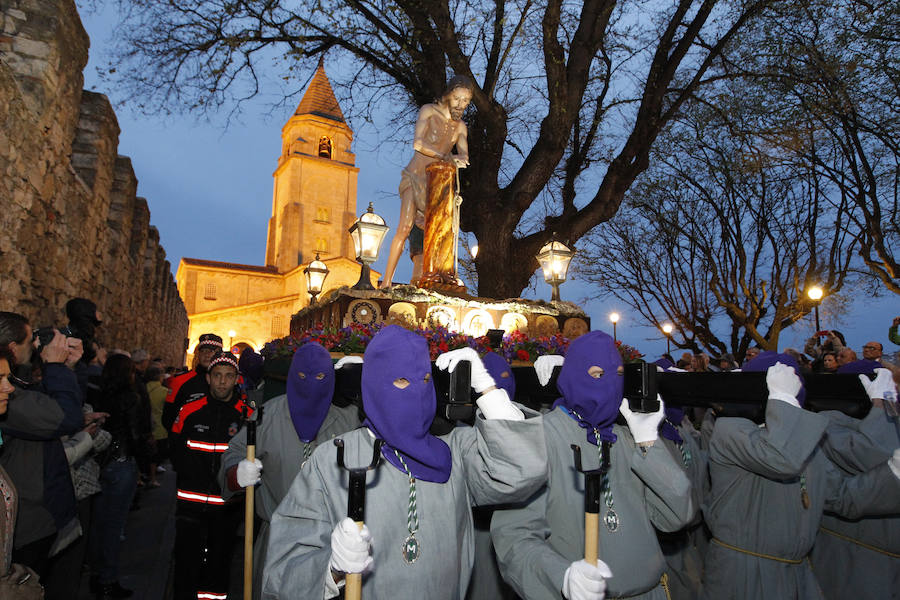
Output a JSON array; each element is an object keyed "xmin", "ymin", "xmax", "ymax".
[
  {"xmin": 889, "ymin": 449, "xmax": 900, "ymax": 481},
  {"xmin": 476, "ymin": 388, "xmax": 524, "ymax": 421},
  {"xmin": 324, "ymin": 569, "xmax": 344, "ymax": 598},
  {"xmin": 769, "ymin": 393, "xmax": 801, "ymax": 408}
]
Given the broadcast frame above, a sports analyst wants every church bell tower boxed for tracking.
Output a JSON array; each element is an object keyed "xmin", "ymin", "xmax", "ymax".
[{"xmin": 265, "ymin": 62, "xmax": 359, "ymax": 272}]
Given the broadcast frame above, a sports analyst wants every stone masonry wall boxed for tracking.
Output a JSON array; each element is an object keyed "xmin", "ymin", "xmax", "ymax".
[{"xmin": 0, "ymin": 0, "xmax": 189, "ymax": 365}]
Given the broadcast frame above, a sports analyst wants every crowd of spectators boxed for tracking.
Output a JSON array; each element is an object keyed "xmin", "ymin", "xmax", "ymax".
[
  {"xmin": 0, "ymin": 300, "xmax": 184, "ymax": 599},
  {"xmin": 659, "ymin": 319, "xmax": 899, "ymax": 381}
]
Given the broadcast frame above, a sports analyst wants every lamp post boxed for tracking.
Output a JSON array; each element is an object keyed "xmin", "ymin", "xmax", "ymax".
[
  {"xmin": 536, "ymin": 237, "xmax": 575, "ymax": 302},
  {"xmin": 228, "ymin": 330, "xmax": 236, "ymax": 352},
  {"xmin": 304, "ymin": 253, "xmax": 329, "ymax": 304},
  {"xmin": 609, "ymin": 312, "xmax": 620, "ymax": 342},
  {"xmin": 348, "ymin": 203, "xmax": 390, "ymax": 290},
  {"xmin": 662, "ymin": 323, "xmax": 673, "ymax": 355},
  {"xmin": 807, "ymin": 285, "xmax": 824, "ymax": 337}
]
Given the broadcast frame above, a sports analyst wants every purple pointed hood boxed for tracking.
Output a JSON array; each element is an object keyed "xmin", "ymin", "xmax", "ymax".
[
  {"xmin": 743, "ymin": 351, "xmax": 806, "ymax": 407},
  {"xmin": 287, "ymin": 342, "xmax": 336, "ymax": 442},
  {"xmin": 483, "ymin": 351, "xmax": 516, "ymax": 399},
  {"xmin": 553, "ymin": 330, "xmax": 623, "ymax": 445},
  {"xmin": 362, "ymin": 326, "xmax": 451, "ymax": 483}
]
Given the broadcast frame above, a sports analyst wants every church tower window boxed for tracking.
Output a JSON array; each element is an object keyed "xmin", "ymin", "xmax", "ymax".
[
  {"xmin": 315, "ymin": 207, "xmax": 330, "ymax": 223},
  {"xmin": 318, "ymin": 136, "xmax": 333, "ymax": 159},
  {"xmin": 203, "ymin": 282, "xmax": 217, "ymax": 300},
  {"xmin": 315, "ymin": 238, "xmax": 329, "ymax": 254}
]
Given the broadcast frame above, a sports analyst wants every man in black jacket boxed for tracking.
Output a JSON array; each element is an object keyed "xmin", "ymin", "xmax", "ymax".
[
  {"xmin": 162, "ymin": 333, "xmax": 222, "ymax": 434},
  {"xmin": 170, "ymin": 351, "xmax": 253, "ymax": 600}
]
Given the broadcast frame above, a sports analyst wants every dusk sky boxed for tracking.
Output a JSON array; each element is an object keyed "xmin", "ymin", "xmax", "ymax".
[{"xmin": 75, "ymin": 3, "xmax": 898, "ymax": 361}]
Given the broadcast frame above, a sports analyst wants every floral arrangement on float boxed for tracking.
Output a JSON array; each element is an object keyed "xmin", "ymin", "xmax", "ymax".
[
  {"xmin": 615, "ymin": 339, "xmax": 645, "ymax": 364},
  {"xmin": 261, "ymin": 322, "xmax": 642, "ymax": 364}
]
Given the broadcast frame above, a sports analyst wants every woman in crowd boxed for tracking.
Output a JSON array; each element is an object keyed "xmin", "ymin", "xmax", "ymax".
[
  {"xmin": 89, "ymin": 353, "xmax": 147, "ymax": 599},
  {"xmin": 0, "ymin": 348, "xmax": 43, "ymax": 596}
]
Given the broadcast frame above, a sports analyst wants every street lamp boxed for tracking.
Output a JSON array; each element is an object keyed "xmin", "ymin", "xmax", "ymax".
[
  {"xmin": 806, "ymin": 285, "xmax": 824, "ymax": 336},
  {"xmin": 536, "ymin": 237, "xmax": 575, "ymax": 302},
  {"xmin": 228, "ymin": 329, "xmax": 236, "ymax": 351},
  {"xmin": 609, "ymin": 312, "xmax": 620, "ymax": 342},
  {"xmin": 662, "ymin": 323, "xmax": 674, "ymax": 355},
  {"xmin": 348, "ymin": 202, "xmax": 390, "ymax": 290},
  {"xmin": 304, "ymin": 253, "xmax": 329, "ymax": 304}
]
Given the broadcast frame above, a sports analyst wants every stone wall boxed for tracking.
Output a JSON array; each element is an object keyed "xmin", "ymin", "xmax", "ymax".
[{"xmin": 0, "ymin": 0, "xmax": 189, "ymax": 365}]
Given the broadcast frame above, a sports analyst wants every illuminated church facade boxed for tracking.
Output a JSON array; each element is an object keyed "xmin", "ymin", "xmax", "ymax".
[{"xmin": 175, "ymin": 64, "xmax": 376, "ymax": 358}]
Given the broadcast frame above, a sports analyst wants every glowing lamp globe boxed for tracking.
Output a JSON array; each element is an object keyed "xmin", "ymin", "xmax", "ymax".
[{"xmin": 349, "ymin": 203, "xmax": 389, "ymax": 264}]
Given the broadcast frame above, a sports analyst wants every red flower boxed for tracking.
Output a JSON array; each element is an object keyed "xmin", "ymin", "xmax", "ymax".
[
  {"xmin": 516, "ymin": 349, "xmax": 530, "ymax": 361},
  {"xmin": 438, "ymin": 341, "xmax": 449, "ymax": 353}
]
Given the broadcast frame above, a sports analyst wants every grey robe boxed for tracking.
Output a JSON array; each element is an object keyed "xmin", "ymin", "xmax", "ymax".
[
  {"xmin": 701, "ymin": 400, "xmax": 900, "ymax": 600},
  {"xmin": 263, "ymin": 410, "xmax": 547, "ymax": 599},
  {"xmin": 812, "ymin": 406, "xmax": 900, "ymax": 600},
  {"xmin": 220, "ymin": 395, "xmax": 360, "ymax": 599},
  {"xmin": 658, "ymin": 420, "xmax": 708, "ymax": 600},
  {"xmin": 491, "ymin": 408, "xmax": 695, "ymax": 599}
]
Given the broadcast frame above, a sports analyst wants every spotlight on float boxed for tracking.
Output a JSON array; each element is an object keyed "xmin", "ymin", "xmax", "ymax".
[
  {"xmin": 536, "ymin": 235, "xmax": 575, "ymax": 302},
  {"xmin": 348, "ymin": 203, "xmax": 389, "ymax": 290}
]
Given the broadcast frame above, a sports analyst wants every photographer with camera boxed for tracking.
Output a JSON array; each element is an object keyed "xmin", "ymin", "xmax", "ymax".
[
  {"xmin": 0, "ymin": 312, "xmax": 84, "ymax": 578},
  {"xmin": 804, "ymin": 329, "xmax": 845, "ymax": 365}
]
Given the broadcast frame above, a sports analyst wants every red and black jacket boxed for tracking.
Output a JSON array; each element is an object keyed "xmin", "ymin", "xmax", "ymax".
[
  {"xmin": 162, "ymin": 368, "xmax": 209, "ymax": 433},
  {"xmin": 171, "ymin": 391, "xmax": 253, "ymax": 507}
]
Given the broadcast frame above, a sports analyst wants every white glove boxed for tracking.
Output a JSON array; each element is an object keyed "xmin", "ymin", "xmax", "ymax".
[
  {"xmin": 859, "ymin": 368, "xmax": 897, "ymax": 401},
  {"xmin": 329, "ymin": 518, "xmax": 373, "ymax": 575},
  {"xmin": 889, "ymin": 449, "xmax": 900, "ymax": 481},
  {"xmin": 534, "ymin": 355, "xmax": 565, "ymax": 386},
  {"xmin": 667, "ymin": 366, "xmax": 687, "ymax": 373},
  {"xmin": 619, "ymin": 397, "xmax": 665, "ymax": 444},
  {"xmin": 562, "ymin": 559, "xmax": 612, "ymax": 600},
  {"xmin": 436, "ymin": 347, "xmax": 495, "ymax": 393},
  {"xmin": 334, "ymin": 356, "xmax": 364, "ymax": 370},
  {"xmin": 766, "ymin": 362, "xmax": 802, "ymax": 407},
  {"xmin": 476, "ymin": 388, "xmax": 524, "ymax": 421},
  {"xmin": 236, "ymin": 458, "xmax": 263, "ymax": 488}
]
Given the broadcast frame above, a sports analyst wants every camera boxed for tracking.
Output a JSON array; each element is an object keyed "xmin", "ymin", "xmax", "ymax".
[{"xmin": 32, "ymin": 326, "xmax": 73, "ymax": 354}]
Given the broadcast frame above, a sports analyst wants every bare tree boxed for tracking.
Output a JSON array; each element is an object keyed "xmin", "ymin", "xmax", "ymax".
[
  {"xmin": 757, "ymin": 0, "xmax": 900, "ymax": 294},
  {"xmin": 96, "ymin": 0, "xmax": 773, "ymax": 297},
  {"xmin": 579, "ymin": 101, "xmax": 858, "ymax": 359}
]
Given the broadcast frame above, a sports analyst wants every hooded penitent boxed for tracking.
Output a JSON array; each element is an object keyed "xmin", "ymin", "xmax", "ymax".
[
  {"xmin": 836, "ymin": 359, "xmax": 882, "ymax": 374},
  {"xmin": 483, "ymin": 351, "xmax": 516, "ymax": 399},
  {"xmin": 362, "ymin": 325, "xmax": 451, "ymax": 483},
  {"xmin": 287, "ymin": 343, "xmax": 336, "ymax": 443},
  {"xmin": 554, "ymin": 330, "xmax": 623, "ymax": 445},
  {"xmin": 238, "ymin": 349, "xmax": 264, "ymax": 390},
  {"xmin": 743, "ymin": 351, "xmax": 807, "ymax": 407}
]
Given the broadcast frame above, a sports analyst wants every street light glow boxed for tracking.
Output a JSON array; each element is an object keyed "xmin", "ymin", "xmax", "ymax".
[
  {"xmin": 807, "ymin": 285, "xmax": 824, "ymax": 301},
  {"xmin": 609, "ymin": 312, "xmax": 620, "ymax": 324},
  {"xmin": 662, "ymin": 323, "xmax": 673, "ymax": 334}
]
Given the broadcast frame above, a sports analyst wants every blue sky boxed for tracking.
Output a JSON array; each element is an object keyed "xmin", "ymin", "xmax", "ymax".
[{"xmin": 75, "ymin": 4, "xmax": 898, "ymax": 361}]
